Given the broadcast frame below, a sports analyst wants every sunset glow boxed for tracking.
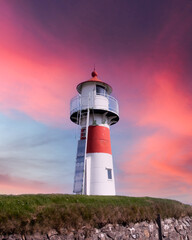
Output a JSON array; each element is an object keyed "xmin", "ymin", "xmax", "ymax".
[{"xmin": 0, "ymin": 0, "xmax": 192, "ymax": 203}]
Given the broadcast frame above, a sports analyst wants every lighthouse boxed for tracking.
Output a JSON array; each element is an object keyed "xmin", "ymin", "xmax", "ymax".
[{"xmin": 70, "ymin": 70, "xmax": 119, "ymax": 195}]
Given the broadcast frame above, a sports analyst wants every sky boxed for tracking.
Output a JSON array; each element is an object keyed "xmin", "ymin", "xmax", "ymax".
[{"xmin": 0, "ymin": 0, "xmax": 192, "ymax": 204}]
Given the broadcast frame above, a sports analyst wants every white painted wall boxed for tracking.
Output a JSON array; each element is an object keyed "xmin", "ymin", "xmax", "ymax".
[
  {"xmin": 80, "ymin": 82, "xmax": 109, "ymax": 111},
  {"xmin": 86, "ymin": 153, "xmax": 116, "ymax": 196},
  {"xmin": 80, "ymin": 113, "xmax": 110, "ymax": 128}
]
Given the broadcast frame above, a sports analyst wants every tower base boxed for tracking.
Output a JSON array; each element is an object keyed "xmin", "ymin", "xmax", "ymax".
[{"xmin": 86, "ymin": 153, "xmax": 116, "ymax": 196}]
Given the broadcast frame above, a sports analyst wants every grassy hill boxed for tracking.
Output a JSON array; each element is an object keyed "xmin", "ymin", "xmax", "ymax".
[{"xmin": 0, "ymin": 194, "xmax": 191, "ymax": 234}]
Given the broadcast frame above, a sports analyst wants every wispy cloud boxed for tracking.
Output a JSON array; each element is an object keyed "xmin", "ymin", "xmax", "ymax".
[{"xmin": 0, "ymin": 173, "xmax": 65, "ymax": 194}]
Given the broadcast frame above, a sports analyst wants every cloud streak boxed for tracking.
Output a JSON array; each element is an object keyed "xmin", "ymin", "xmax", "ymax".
[
  {"xmin": 113, "ymin": 1, "xmax": 192, "ymax": 203},
  {"xmin": 0, "ymin": 174, "xmax": 64, "ymax": 194}
]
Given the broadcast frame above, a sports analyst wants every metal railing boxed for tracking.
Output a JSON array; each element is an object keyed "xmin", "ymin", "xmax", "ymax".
[{"xmin": 70, "ymin": 93, "xmax": 119, "ymax": 116}]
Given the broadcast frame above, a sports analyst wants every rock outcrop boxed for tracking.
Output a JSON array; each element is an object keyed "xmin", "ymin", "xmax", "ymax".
[{"xmin": 1, "ymin": 216, "xmax": 192, "ymax": 240}]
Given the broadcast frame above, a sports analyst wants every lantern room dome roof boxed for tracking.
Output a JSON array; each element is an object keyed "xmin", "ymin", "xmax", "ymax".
[{"xmin": 76, "ymin": 70, "xmax": 112, "ymax": 94}]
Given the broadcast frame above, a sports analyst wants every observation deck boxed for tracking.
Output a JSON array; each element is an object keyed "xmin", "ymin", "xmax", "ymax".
[{"xmin": 70, "ymin": 92, "xmax": 119, "ymax": 125}]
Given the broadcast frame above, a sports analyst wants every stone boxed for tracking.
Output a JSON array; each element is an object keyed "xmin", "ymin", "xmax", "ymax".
[
  {"xmin": 77, "ymin": 234, "xmax": 85, "ymax": 240},
  {"xmin": 66, "ymin": 232, "xmax": 74, "ymax": 240},
  {"xmin": 169, "ymin": 231, "xmax": 180, "ymax": 240},
  {"xmin": 59, "ymin": 229, "xmax": 67, "ymax": 235},
  {"xmin": 163, "ymin": 231, "xmax": 169, "ymax": 238},
  {"xmin": 142, "ymin": 221, "xmax": 149, "ymax": 228},
  {"xmin": 188, "ymin": 235, "xmax": 192, "ymax": 240},
  {"xmin": 144, "ymin": 229, "xmax": 150, "ymax": 238},
  {"xmin": 48, "ymin": 230, "xmax": 58, "ymax": 239},
  {"xmin": 163, "ymin": 224, "xmax": 170, "ymax": 231},
  {"xmin": 175, "ymin": 219, "xmax": 179, "ymax": 225},
  {"xmin": 154, "ymin": 233, "xmax": 159, "ymax": 239},
  {"xmin": 106, "ymin": 224, "xmax": 113, "ymax": 231},
  {"xmin": 6, "ymin": 235, "xmax": 14, "ymax": 240},
  {"xmin": 7, "ymin": 235, "xmax": 22, "ymax": 240},
  {"xmin": 131, "ymin": 233, "xmax": 139, "ymax": 239},
  {"xmin": 164, "ymin": 218, "xmax": 173, "ymax": 224},
  {"xmin": 133, "ymin": 223, "xmax": 140, "ymax": 229},
  {"xmin": 183, "ymin": 224, "xmax": 188, "ymax": 230},
  {"xmin": 129, "ymin": 223, "xmax": 134, "ymax": 228},
  {"xmin": 175, "ymin": 225, "xmax": 183, "ymax": 233},
  {"xmin": 106, "ymin": 232, "xmax": 115, "ymax": 239},
  {"xmin": 149, "ymin": 223, "xmax": 155, "ymax": 233},
  {"xmin": 128, "ymin": 227, "xmax": 135, "ymax": 234},
  {"xmin": 183, "ymin": 220, "xmax": 190, "ymax": 227},
  {"xmin": 94, "ymin": 229, "xmax": 100, "ymax": 234},
  {"xmin": 49, "ymin": 236, "xmax": 63, "ymax": 240},
  {"xmin": 90, "ymin": 235, "xmax": 98, "ymax": 240},
  {"xmin": 26, "ymin": 233, "xmax": 47, "ymax": 240},
  {"xmin": 98, "ymin": 233, "xmax": 106, "ymax": 240},
  {"xmin": 180, "ymin": 230, "xmax": 187, "ymax": 236},
  {"xmin": 2, "ymin": 216, "xmax": 192, "ymax": 240}
]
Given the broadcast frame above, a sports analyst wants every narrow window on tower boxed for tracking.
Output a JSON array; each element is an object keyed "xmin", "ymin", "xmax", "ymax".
[
  {"xmin": 107, "ymin": 168, "xmax": 112, "ymax": 180},
  {"xmin": 96, "ymin": 85, "xmax": 107, "ymax": 96},
  {"xmin": 80, "ymin": 128, "xmax": 86, "ymax": 139}
]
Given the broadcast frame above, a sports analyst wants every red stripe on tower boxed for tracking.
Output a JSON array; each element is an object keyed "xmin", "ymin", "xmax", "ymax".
[{"xmin": 87, "ymin": 126, "xmax": 112, "ymax": 154}]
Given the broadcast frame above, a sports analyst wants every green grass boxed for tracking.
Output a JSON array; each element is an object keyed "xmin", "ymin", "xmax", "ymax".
[{"xmin": 0, "ymin": 194, "xmax": 191, "ymax": 234}]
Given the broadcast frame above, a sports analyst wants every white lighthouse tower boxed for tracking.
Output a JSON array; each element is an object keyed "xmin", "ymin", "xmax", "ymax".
[{"xmin": 70, "ymin": 70, "xmax": 119, "ymax": 195}]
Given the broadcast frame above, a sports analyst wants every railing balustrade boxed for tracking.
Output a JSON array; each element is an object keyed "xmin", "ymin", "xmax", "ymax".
[{"xmin": 70, "ymin": 93, "xmax": 119, "ymax": 116}]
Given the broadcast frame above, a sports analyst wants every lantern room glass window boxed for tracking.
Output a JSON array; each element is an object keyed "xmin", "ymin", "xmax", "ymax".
[
  {"xmin": 107, "ymin": 168, "xmax": 112, "ymax": 180},
  {"xmin": 96, "ymin": 85, "xmax": 107, "ymax": 96}
]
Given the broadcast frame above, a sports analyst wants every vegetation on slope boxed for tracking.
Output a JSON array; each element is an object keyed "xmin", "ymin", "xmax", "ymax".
[{"xmin": 0, "ymin": 194, "xmax": 191, "ymax": 234}]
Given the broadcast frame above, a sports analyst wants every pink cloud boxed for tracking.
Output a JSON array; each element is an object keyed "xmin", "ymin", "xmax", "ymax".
[
  {"xmin": 117, "ymin": 67, "xmax": 192, "ymax": 202},
  {"xmin": 0, "ymin": 3, "xmax": 85, "ymax": 126},
  {"xmin": 116, "ymin": 6, "xmax": 192, "ymax": 202},
  {"xmin": 136, "ymin": 72, "xmax": 192, "ymax": 135},
  {"xmin": 118, "ymin": 132, "xmax": 192, "ymax": 201},
  {"xmin": 0, "ymin": 174, "xmax": 65, "ymax": 195},
  {"xmin": 0, "ymin": 49, "xmax": 73, "ymax": 126}
]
